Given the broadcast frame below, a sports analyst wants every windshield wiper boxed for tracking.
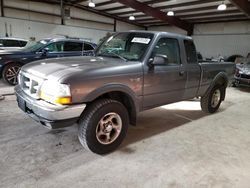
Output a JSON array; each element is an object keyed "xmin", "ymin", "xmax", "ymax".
[{"xmin": 98, "ymin": 51, "xmax": 127, "ymax": 62}]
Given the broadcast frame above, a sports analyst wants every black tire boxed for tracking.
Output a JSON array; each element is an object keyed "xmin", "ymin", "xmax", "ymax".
[
  {"xmin": 78, "ymin": 99, "xmax": 129, "ymax": 154},
  {"xmin": 2, "ymin": 63, "xmax": 21, "ymax": 85},
  {"xmin": 200, "ymin": 85, "xmax": 223, "ymax": 113},
  {"xmin": 231, "ymin": 82, "xmax": 237, "ymax": 87}
]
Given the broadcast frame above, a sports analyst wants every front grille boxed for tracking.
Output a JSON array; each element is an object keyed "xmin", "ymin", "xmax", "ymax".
[{"xmin": 19, "ymin": 72, "xmax": 44, "ymax": 98}]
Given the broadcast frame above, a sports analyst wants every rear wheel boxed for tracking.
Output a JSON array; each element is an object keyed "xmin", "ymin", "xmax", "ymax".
[
  {"xmin": 2, "ymin": 63, "xmax": 21, "ymax": 85},
  {"xmin": 201, "ymin": 85, "xmax": 223, "ymax": 113},
  {"xmin": 231, "ymin": 82, "xmax": 236, "ymax": 87},
  {"xmin": 78, "ymin": 99, "xmax": 129, "ymax": 154}
]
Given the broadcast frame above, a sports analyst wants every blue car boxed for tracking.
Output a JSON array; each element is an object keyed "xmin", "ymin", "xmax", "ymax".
[{"xmin": 0, "ymin": 38, "xmax": 97, "ymax": 85}]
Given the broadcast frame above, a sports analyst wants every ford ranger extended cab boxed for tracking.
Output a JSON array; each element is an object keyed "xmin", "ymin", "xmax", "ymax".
[{"xmin": 15, "ymin": 31, "xmax": 235, "ymax": 154}]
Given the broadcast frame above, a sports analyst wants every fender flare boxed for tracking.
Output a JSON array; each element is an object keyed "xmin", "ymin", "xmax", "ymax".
[
  {"xmin": 212, "ymin": 72, "xmax": 229, "ymax": 86},
  {"xmin": 206, "ymin": 72, "xmax": 228, "ymax": 101},
  {"xmin": 83, "ymin": 83, "xmax": 140, "ymax": 113}
]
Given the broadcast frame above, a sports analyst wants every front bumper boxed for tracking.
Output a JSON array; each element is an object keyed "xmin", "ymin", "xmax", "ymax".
[
  {"xmin": 234, "ymin": 75, "xmax": 250, "ymax": 87},
  {"xmin": 15, "ymin": 85, "xmax": 86, "ymax": 129}
]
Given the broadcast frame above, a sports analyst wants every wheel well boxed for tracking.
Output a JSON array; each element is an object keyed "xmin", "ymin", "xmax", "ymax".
[
  {"xmin": 93, "ymin": 91, "xmax": 137, "ymax": 126},
  {"xmin": 0, "ymin": 61, "xmax": 21, "ymax": 79},
  {"xmin": 215, "ymin": 76, "xmax": 227, "ymax": 87},
  {"xmin": 1, "ymin": 62, "xmax": 21, "ymax": 73},
  {"xmin": 214, "ymin": 76, "xmax": 228, "ymax": 101}
]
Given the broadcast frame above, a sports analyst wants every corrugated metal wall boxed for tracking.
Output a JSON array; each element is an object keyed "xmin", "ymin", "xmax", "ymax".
[
  {"xmin": 0, "ymin": 0, "xmax": 143, "ymax": 43},
  {"xmin": 149, "ymin": 21, "xmax": 250, "ymax": 59},
  {"xmin": 193, "ymin": 21, "xmax": 250, "ymax": 58},
  {"xmin": 192, "ymin": 34, "xmax": 250, "ymax": 58}
]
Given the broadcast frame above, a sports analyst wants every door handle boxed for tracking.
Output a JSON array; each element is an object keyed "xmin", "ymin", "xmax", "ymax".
[{"xmin": 179, "ymin": 71, "xmax": 185, "ymax": 76}]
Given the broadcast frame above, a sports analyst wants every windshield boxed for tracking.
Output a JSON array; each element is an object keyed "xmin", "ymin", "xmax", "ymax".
[
  {"xmin": 23, "ymin": 39, "xmax": 50, "ymax": 51},
  {"xmin": 96, "ymin": 32, "xmax": 154, "ymax": 61}
]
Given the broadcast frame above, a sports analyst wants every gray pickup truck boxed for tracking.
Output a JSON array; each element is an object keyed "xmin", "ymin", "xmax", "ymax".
[{"xmin": 15, "ymin": 31, "xmax": 235, "ymax": 154}]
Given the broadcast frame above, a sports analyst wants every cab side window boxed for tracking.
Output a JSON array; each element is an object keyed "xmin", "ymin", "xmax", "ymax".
[
  {"xmin": 3, "ymin": 39, "xmax": 20, "ymax": 47},
  {"xmin": 64, "ymin": 42, "xmax": 82, "ymax": 51},
  {"xmin": 19, "ymin": 41, "xmax": 27, "ymax": 47},
  {"xmin": 46, "ymin": 42, "xmax": 64, "ymax": 52},
  {"xmin": 153, "ymin": 38, "xmax": 180, "ymax": 65},
  {"xmin": 184, "ymin": 40, "xmax": 197, "ymax": 64},
  {"xmin": 84, "ymin": 43, "xmax": 94, "ymax": 51}
]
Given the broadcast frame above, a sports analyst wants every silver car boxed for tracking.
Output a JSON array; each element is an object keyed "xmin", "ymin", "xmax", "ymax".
[{"xmin": 0, "ymin": 37, "xmax": 28, "ymax": 51}]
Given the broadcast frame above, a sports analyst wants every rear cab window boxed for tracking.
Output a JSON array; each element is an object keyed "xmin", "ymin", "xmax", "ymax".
[{"xmin": 184, "ymin": 40, "xmax": 197, "ymax": 64}]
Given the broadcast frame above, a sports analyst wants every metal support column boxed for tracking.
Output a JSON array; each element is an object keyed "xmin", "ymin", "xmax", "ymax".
[
  {"xmin": 1, "ymin": 0, "xmax": 4, "ymax": 17},
  {"xmin": 60, "ymin": 0, "xmax": 65, "ymax": 25}
]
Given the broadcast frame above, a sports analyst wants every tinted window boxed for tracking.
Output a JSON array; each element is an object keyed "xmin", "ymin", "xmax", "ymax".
[
  {"xmin": 3, "ymin": 39, "xmax": 20, "ymax": 47},
  {"xmin": 46, "ymin": 42, "xmax": 64, "ymax": 52},
  {"xmin": 153, "ymin": 38, "xmax": 180, "ymax": 65},
  {"xmin": 84, "ymin": 43, "xmax": 94, "ymax": 51},
  {"xmin": 19, "ymin": 40, "xmax": 27, "ymax": 47},
  {"xmin": 64, "ymin": 42, "xmax": 82, "ymax": 51},
  {"xmin": 184, "ymin": 40, "xmax": 197, "ymax": 63},
  {"xmin": 0, "ymin": 40, "xmax": 3, "ymax": 47}
]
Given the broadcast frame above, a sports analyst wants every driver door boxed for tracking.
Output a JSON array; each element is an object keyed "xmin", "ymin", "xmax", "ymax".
[{"xmin": 143, "ymin": 37, "xmax": 187, "ymax": 109}]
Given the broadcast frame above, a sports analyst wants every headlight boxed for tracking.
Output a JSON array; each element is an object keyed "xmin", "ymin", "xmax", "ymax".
[{"xmin": 40, "ymin": 81, "xmax": 72, "ymax": 105}]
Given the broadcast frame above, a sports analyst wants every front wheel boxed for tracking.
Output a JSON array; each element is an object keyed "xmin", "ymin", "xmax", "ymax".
[
  {"xmin": 201, "ymin": 85, "xmax": 223, "ymax": 113},
  {"xmin": 2, "ymin": 63, "xmax": 21, "ymax": 85},
  {"xmin": 78, "ymin": 99, "xmax": 129, "ymax": 154}
]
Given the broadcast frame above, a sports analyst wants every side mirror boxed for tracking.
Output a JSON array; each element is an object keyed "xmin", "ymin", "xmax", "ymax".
[
  {"xmin": 148, "ymin": 54, "xmax": 169, "ymax": 67},
  {"xmin": 41, "ymin": 48, "xmax": 49, "ymax": 56}
]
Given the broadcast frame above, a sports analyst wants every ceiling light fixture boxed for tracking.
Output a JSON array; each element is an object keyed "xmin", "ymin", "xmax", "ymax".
[
  {"xmin": 88, "ymin": 0, "xmax": 95, "ymax": 8},
  {"xmin": 167, "ymin": 11, "xmax": 174, "ymax": 16},
  {"xmin": 129, "ymin": 15, "xmax": 135, "ymax": 20},
  {"xmin": 217, "ymin": 2, "xmax": 227, "ymax": 11}
]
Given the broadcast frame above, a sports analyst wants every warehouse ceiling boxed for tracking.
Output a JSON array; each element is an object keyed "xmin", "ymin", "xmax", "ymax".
[
  {"xmin": 27, "ymin": 0, "xmax": 250, "ymax": 33},
  {"xmin": 77, "ymin": 0, "xmax": 250, "ymax": 25}
]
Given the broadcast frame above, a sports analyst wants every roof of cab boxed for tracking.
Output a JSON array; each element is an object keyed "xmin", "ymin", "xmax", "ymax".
[
  {"xmin": 46, "ymin": 38, "xmax": 96, "ymax": 45},
  {"xmin": 124, "ymin": 30, "xmax": 193, "ymax": 40}
]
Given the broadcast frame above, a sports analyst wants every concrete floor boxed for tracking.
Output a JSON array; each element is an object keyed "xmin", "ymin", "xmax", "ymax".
[{"xmin": 0, "ymin": 81, "xmax": 250, "ymax": 188}]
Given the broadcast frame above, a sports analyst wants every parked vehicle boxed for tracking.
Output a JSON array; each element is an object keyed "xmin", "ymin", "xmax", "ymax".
[
  {"xmin": 0, "ymin": 37, "xmax": 28, "ymax": 51},
  {"xmin": 233, "ymin": 58, "xmax": 250, "ymax": 87},
  {"xmin": 15, "ymin": 31, "xmax": 235, "ymax": 154},
  {"xmin": 0, "ymin": 38, "xmax": 96, "ymax": 85},
  {"xmin": 226, "ymin": 54, "xmax": 243, "ymax": 62}
]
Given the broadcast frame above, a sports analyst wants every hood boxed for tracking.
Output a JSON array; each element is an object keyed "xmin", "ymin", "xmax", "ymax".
[
  {"xmin": 21, "ymin": 56, "xmax": 129, "ymax": 81},
  {"xmin": 236, "ymin": 63, "xmax": 250, "ymax": 75}
]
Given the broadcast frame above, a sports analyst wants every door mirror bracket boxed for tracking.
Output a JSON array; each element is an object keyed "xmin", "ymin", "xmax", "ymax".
[
  {"xmin": 40, "ymin": 48, "xmax": 49, "ymax": 56},
  {"xmin": 148, "ymin": 54, "xmax": 169, "ymax": 67}
]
